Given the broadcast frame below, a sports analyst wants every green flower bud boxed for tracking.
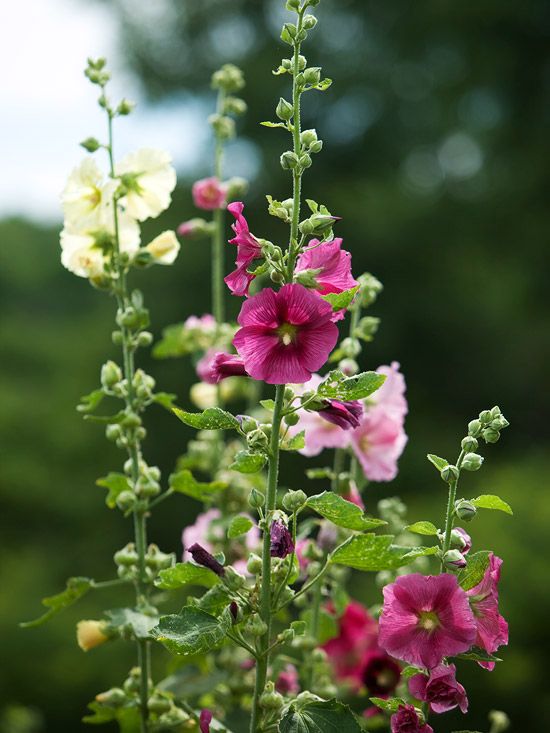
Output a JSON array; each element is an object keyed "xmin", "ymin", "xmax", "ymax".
[
  {"xmin": 303, "ymin": 66, "xmax": 321, "ymax": 84},
  {"xmin": 468, "ymin": 418, "xmax": 482, "ymax": 436},
  {"xmin": 479, "ymin": 409, "xmax": 492, "ymax": 425},
  {"xmin": 247, "ymin": 553, "xmax": 262, "ymax": 574},
  {"xmin": 298, "ymin": 55, "xmax": 307, "ymax": 70},
  {"xmin": 158, "ymin": 707, "xmax": 188, "ymax": 725},
  {"xmin": 280, "ymin": 151, "xmax": 300, "ymax": 170},
  {"xmin": 116, "ymin": 490, "xmax": 136, "ymax": 512},
  {"xmin": 211, "ymin": 63, "xmax": 245, "ymax": 93},
  {"xmin": 248, "ymin": 488, "xmax": 265, "ymax": 509},
  {"xmin": 303, "ymin": 14, "xmax": 318, "ymax": 30},
  {"xmin": 300, "ymin": 128, "xmax": 318, "ymax": 147},
  {"xmin": 339, "ymin": 358, "xmax": 359, "ymax": 376},
  {"xmin": 223, "ymin": 96, "xmax": 247, "ymax": 116},
  {"xmin": 270, "ymin": 269, "xmax": 284, "ymax": 283},
  {"xmin": 105, "ymin": 424, "xmax": 122, "ymax": 442},
  {"xmin": 283, "ymin": 489, "xmax": 307, "ymax": 511},
  {"xmin": 309, "ymin": 140, "xmax": 323, "ymax": 154},
  {"xmin": 95, "ymin": 687, "xmax": 126, "ymax": 707},
  {"xmin": 488, "ymin": 710, "xmax": 510, "ymax": 733},
  {"xmin": 490, "ymin": 405, "xmax": 502, "ymax": 419},
  {"xmin": 147, "ymin": 694, "xmax": 171, "ymax": 715},
  {"xmin": 101, "ymin": 360, "xmax": 122, "ymax": 389},
  {"xmin": 285, "ymin": 0, "xmax": 300, "ymax": 10},
  {"xmin": 116, "ymin": 98, "xmax": 135, "ymax": 116},
  {"xmin": 114, "ymin": 543, "xmax": 138, "ymax": 566},
  {"xmin": 137, "ymin": 331, "xmax": 153, "ymax": 347},
  {"xmin": 441, "ymin": 464, "xmax": 460, "ymax": 483},
  {"xmin": 248, "ymin": 616, "xmax": 268, "ymax": 637},
  {"xmin": 259, "ymin": 682, "xmax": 284, "ymax": 710},
  {"xmin": 461, "ymin": 452, "xmax": 484, "ymax": 471},
  {"xmin": 80, "ymin": 137, "xmax": 101, "ymax": 153},
  {"xmin": 443, "ymin": 549, "xmax": 467, "ymax": 570},
  {"xmin": 455, "ymin": 499, "xmax": 477, "ymax": 522},
  {"xmin": 281, "ymin": 23, "xmax": 297, "ymax": 45},
  {"xmin": 240, "ymin": 416, "xmax": 259, "ymax": 433},
  {"xmin": 276, "ymin": 97, "xmax": 294, "ymax": 121},
  {"xmin": 112, "ymin": 330, "xmax": 123, "ymax": 345},
  {"xmin": 299, "ymin": 153, "xmax": 312, "ymax": 168},
  {"xmin": 247, "ymin": 428, "xmax": 269, "ymax": 451},
  {"xmin": 224, "ymin": 566, "xmax": 246, "ymax": 590},
  {"xmin": 341, "ymin": 337, "xmax": 361, "ymax": 358},
  {"xmin": 482, "ymin": 428, "xmax": 500, "ymax": 444},
  {"xmin": 208, "ymin": 113, "xmax": 235, "ymax": 140},
  {"xmin": 225, "ymin": 176, "xmax": 249, "ymax": 199},
  {"xmin": 491, "ymin": 415, "xmax": 509, "ymax": 430},
  {"xmin": 284, "ymin": 412, "xmax": 300, "ymax": 426},
  {"xmin": 461, "ymin": 436, "xmax": 478, "ymax": 452},
  {"xmin": 284, "ymin": 386, "xmax": 295, "ymax": 400}
]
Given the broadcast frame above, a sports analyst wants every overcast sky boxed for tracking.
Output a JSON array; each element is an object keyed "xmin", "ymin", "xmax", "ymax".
[{"xmin": 0, "ymin": 0, "xmax": 212, "ymax": 223}]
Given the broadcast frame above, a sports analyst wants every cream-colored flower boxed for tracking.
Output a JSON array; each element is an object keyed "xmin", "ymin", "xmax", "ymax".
[
  {"xmin": 60, "ymin": 234, "xmax": 105, "ymax": 279},
  {"xmin": 76, "ymin": 620, "xmax": 109, "ymax": 652},
  {"xmin": 116, "ymin": 148, "xmax": 177, "ymax": 221},
  {"xmin": 190, "ymin": 382, "xmax": 218, "ymax": 409},
  {"xmin": 61, "ymin": 158, "xmax": 116, "ymax": 229},
  {"xmin": 145, "ymin": 230, "xmax": 180, "ymax": 265}
]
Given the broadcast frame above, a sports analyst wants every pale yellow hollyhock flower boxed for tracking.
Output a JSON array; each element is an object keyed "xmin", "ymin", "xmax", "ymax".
[
  {"xmin": 145, "ymin": 230, "xmax": 180, "ymax": 265},
  {"xmin": 116, "ymin": 148, "xmax": 176, "ymax": 221},
  {"xmin": 190, "ymin": 382, "xmax": 218, "ymax": 409},
  {"xmin": 61, "ymin": 158, "xmax": 116, "ymax": 230},
  {"xmin": 76, "ymin": 620, "xmax": 110, "ymax": 651}
]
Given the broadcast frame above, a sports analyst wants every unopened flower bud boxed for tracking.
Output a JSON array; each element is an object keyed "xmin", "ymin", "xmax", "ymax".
[
  {"xmin": 270, "ymin": 269, "xmax": 284, "ymax": 283},
  {"xmin": 187, "ymin": 543, "xmax": 225, "ymax": 577},
  {"xmin": 488, "ymin": 710, "xmax": 510, "ymax": 733},
  {"xmin": 339, "ymin": 358, "xmax": 359, "ymax": 376},
  {"xmin": 248, "ymin": 488, "xmax": 265, "ymax": 509},
  {"xmin": 341, "ymin": 337, "xmax": 361, "ymax": 358},
  {"xmin": 224, "ymin": 566, "xmax": 246, "ymax": 590},
  {"xmin": 491, "ymin": 415, "xmax": 509, "ymax": 430},
  {"xmin": 443, "ymin": 549, "xmax": 467, "ymax": 570},
  {"xmin": 116, "ymin": 98, "xmax": 135, "ymax": 116},
  {"xmin": 461, "ymin": 452, "xmax": 484, "ymax": 471},
  {"xmin": 147, "ymin": 694, "xmax": 171, "ymax": 715},
  {"xmin": 229, "ymin": 601, "xmax": 240, "ymax": 623},
  {"xmin": 299, "ymin": 153, "xmax": 312, "ymax": 168},
  {"xmin": 223, "ymin": 96, "xmax": 247, "ymax": 116},
  {"xmin": 247, "ymin": 428, "xmax": 269, "ymax": 451},
  {"xmin": 284, "ymin": 386, "xmax": 295, "ymax": 400},
  {"xmin": 455, "ymin": 499, "xmax": 477, "ymax": 522},
  {"xmin": 450, "ymin": 527, "xmax": 472, "ymax": 553},
  {"xmin": 303, "ymin": 66, "xmax": 321, "ymax": 84},
  {"xmin": 303, "ymin": 14, "xmax": 318, "ymax": 30},
  {"xmin": 116, "ymin": 490, "xmax": 136, "ymax": 512},
  {"xmin": 482, "ymin": 427, "xmax": 500, "ymax": 444},
  {"xmin": 284, "ymin": 412, "xmax": 299, "ymax": 426},
  {"xmin": 300, "ymin": 128, "xmax": 318, "ymax": 147},
  {"xmin": 260, "ymin": 682, "xmax": 284, "ymax": 710},
  {"xmin": 95, "ymin": 687, "xmax": 126, "ymax": 707},
  {"xmin": 208, "ymin": 113, "xmax": 235, "ymax": 140},
  {"xmin": 211, "ymin": 63, "xmax": 245, "ymax": 93},
  {"xmin": 282, "ymin": 489, "xmax": 307, "ymax": 512},
  {"xmin": 247, "ymin": 553, "xmax": 262, "ymax": 574},
  {"xmin": 461, "ymin": 436, "xmax": 478, "ymax": 452},
  {"xmin": 114, "ymin": 543, "xmax": 138, "ymax": 566},
  {"xmin": 479, "ymin": 409, "xmax": 492, "ymax": 424},
  {"xmin": 80, "ymin": 136, "xmax": 101, "ymax": 153},
  {"xmin": 248, "ymin": 616, "xmax": 268, "ymax": 637},
  {"xmin": 441, "ymin": 464, "xmax": 460, "ymax": 483},
  {"xmin": 286, "ymin": 0, "xmax": 300, "ymax": 10},
  {"xmin": 225, "ymin": 176, "xmax": 249, "ymax": 199},
  {"xmin": 280, "ymin": 151, "xmax": 300, "ymax": 170},
  {"xmin": 238, "ymin": 415, "xmax": 259, "ymax": 433},
  {"xmin": 276, "ymin": 97, "xmax": 293, "ymax": 121},
  {"xmin": 77, "ymin": 620, "xmax": 110, "ymax": 651},
  {"xmin": 106, "ymin": 424, "xmax": 122, "ymax": 442},
  {"xmin": 101, "ymin": 360, "xmax": 122, "ymax": 389}
]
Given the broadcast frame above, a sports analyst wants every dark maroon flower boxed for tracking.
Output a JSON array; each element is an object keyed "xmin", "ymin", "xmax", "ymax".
[
  {"xmin": 391, "ymin": 705, "xmax": 433, "ymax": 733},
  {"xmin": 187, "ymin": 543, "xmax": 225, "ymax": 577},
  {"xmin": 361, "ymin": 650, "xmax": 401, "ymax": 696},
  {"xmin": 409, "ymin": 663, "xmax": 468, "ymax": 714},
  {"xmin": 317, "ymin": 399, "xmax": 363, "ymax": 429},
  {"xmin": 229, "ymin": 601, "xmax": 239, "ymax": 622},
  {"xmin": 199, "ymin": 709, "xmax": 213, "ymax": 733},
  {"xmin": 270, "ymin": 521, "xmax": 294, "ymax": 559}
]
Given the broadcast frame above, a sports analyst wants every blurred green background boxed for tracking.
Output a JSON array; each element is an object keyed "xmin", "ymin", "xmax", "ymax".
[{"xmin": 1, "ymin": 0, "xmax": 549, "ymax": 731}]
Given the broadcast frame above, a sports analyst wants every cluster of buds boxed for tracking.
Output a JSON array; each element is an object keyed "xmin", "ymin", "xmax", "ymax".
[
  {"xmin": 114, "ymin": 542, "xmax": 173, "ymax": 582},
  {"xmin": 468, "ymin": 405, "xmax": 510, "ymax": 445},
  {"xmin": 209, "ymin": 63, "xmax": 246, "ymax": 142}
]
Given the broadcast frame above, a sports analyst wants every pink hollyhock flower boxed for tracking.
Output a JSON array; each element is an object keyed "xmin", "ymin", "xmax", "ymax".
[
  {"xmin": 192, "ymin": 177, "xmax": 227, "ymax": 210},
  {"xmin": 225, "ymin": 202, "xmax": 263, "ymax": 297},
  {"xmin": 391, "ymin": 705, "xmax": 433, "ymax": 733},
  {"xmin": 341, "ymin": 480, "xmax": 364, "ymax": 509},
  {"xmin": 378, "ymin": 574, "xmax": 477, "ymax": 669},
  {"xmin": 409, "ymin": 663, "xmax": 468, "ymax": 714},
  {"xmin": 275, "ymin": 664, "xmax": 300, "ymax": 695},
  {"xmin": 295, "ymin": 238, "xmax": 358, "ymax": 321},
  {"xmin": 351, "ymin": 407, "xmax": 408, "ymax": 482},
  {"xmin": 199, "ymin": 709, "xmax": 213, "ymax": 733},
  {"xmin": 233, "ymin": 284, "xmax": 338, "ymax": 384},
  {"xmin": 196, "ymin": 350, "xmax": 248, "ymax": 384},
  {"xmin": 361, "ymin": 650, "xmax": 401, "ymax": 696},
  {"xmin": 322, "ymin": 601, "xmax": 379, "ymax": 683},
  {"xmin": 452, "ymin": 527, "xmax": 472, "ymax": 554},
  {"xmin": 372, "ymin": 362, "xmax": 408, "ymax": 421},
  {"xmin": 184, "ymin": 313, "xmax": 217, "ymax": 332},
  {"xmin": 295, "ymin": 539, "xmax": 311, "ymax": 570},
  {"xmin": 177, "ymin": 218, "xmax": 207, "ymax": 238},
  {"xmin": 466, "ymin": 553, "xmax": 508, "ymax": 670}
]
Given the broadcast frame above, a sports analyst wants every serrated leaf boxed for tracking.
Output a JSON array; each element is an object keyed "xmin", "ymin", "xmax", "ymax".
[
  {"xmin": 105, "ymin": 608, "xmax": 159, "ymax": 639},
  {"xmin": 471, "ymin": 494, "xmax": 513, "ymax": 515},
  {"xmin": 401, "ymin": 545, "xmax": 439, "ymax": 561},
  {"xmin": 318, "ymin": 370, "xmax": 386, "ymax": 401},
  {"xmin": 154, "ymin": 563, "xmax": 219, "ymax": 590},
  {"xmin": 169, "ymin": 470, "xmax": 227, "ymax": 501},
  {"xmin": 21, "ymin": 577, "xmax": 93, "ymax": 628},
  {"xmin": 427, "ymin": 454, "xmax": 448, "ymax": 471},
  {"xmin": 456, "ymin": 648, "xmax": 502, "ymax": 663},
  {"xmin": 281, "ymin": 430, "xmax": 305, "ymax": 451},
  {"xmin": 77, "ymin": 388, "xmax": 105, "ymax": 414},
  {"xmin": 152, "ymin": 607, "xmax": 231, "ymax": 656},
  {"xmin": 173, "ymin": 406, "xmax": 239, "ymax": 430},
  {"xmin": 260, "ymin": 399, "xmax": 276, "ymax": 411},
  {"xmin": 330, "ymin": 534, "xmax": 417, "ymax": 571},
  {"xmin": 260, "ymin": 121, "xmax": 287, "ymax": 128},
  {"xmin": 457, "ymin": 550, "xmax": 491, "ymax": 591},
  {"xmin": 321, "ymin": 286, "xmax": 360, "ymax": 311},
  {"xmin": 230, "ymin": 450, "xmax": 266, "ymax": 474},
  {"xmin": 405, "ymin": 521, "xmax": 439, "ymax": 536},
  {"xmin": 369, "ymin": 697, "xmax": 407, "ymax": 714},
  {"xmin": 279, "ymin": 699, "xmax": 361, "ymax": 733},
  {"xmin": 96, "ymin": 472, "xmax": 132, "ymax": 509},
  {"xmin": 153, "ymin": 392, "xmax": 177, "ymax": 409},
  {"xmin": 228, "ymin": 515, "xmax": 254, "ymax": 539},
  {"xmin": 307, "ymin": 491, "xmax": 387, "ymax": 531}
]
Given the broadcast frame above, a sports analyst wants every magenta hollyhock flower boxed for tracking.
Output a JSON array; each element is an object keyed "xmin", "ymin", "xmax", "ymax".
[
  {"xmin": 192, "ymin": 177, "xmax": 227, "ymax": 210},
  {"xmin": 466, "ymin": 553, "xmax": 508, "ymax": 670},
  {"xmin": 378, "ymin": 574, "xmax": 477, "ymax": 669},
  {"xmin": 199, "ymin": 709, "xmax": 213, "ymax": 733},
  {"xmin": 409, "ymin": 663, "xmax": 468, "ymax": 714},
  {"xmin": 361, "ymin": 650, "xmax": 401, "ymax": 696},
  {"xmin": 317, "ymin": 399, "xmax": 363, "ymax": 429},
  {"xmin": 225, "ymin": 202, "xmax": 263, "ymax": 297},
  {"xmin": 351, "ymin": 407, "xmax": 408, "ymax": 482},
  {"xmin": 197, "ymin": 350, "xmax": 248, "ymax": 384},
  {"xmin": 233, "ymin": 284, "xmax": 338, "ymax": 384},
  {"xmin": 391, "ymin": 705, "xmax": 433, "ymax": 733},
  {"xmin": 275, "ymin": 664, "xmax": 300, "ymax": 695},
  {"xmin": 270, "ymin": 521, "xmax": 294, "ymax": 559},
  {"xmin": 372, "ymin": 362, "xmax": 408, "ymax": 421},
  {"xmin": 322, "ymin": 601, "xmax": 379, "ymax": 684},
  {"xmin": 295, "ymin": 238, "xmax": 358, "ymax": 321}
]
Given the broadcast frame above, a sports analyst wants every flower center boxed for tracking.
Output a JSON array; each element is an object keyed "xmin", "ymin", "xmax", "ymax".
[
  {"xmin": 417, "ymin": 611, "xmax": 440, "ymax": 633},
  {"xmin": 277, "ymin": 323, "xmax": 298, "ymax": 346}
]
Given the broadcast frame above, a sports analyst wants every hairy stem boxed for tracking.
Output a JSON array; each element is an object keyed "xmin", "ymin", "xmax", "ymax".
[{"xmin": 441, "ymin": 449, "xmax": 465, "ymax": 571}]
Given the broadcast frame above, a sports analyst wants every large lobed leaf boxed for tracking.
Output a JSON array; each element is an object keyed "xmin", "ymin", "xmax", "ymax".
[
  {"xmin": 152, "ymin": 606, "xmax": 231, "ymax": 656},
  {"xmin": 307, "ymin": 492, "xmax": 387, "ymax": 531},
  {"xmin": 317, "ymin": 370, "xmax": 386, "ymax": 401},
  {"xmin": 21, "ymin": 577, "xmax": 93, "ymax": 628},
  {"xmin": 279, "ymin": 699, "xmax": 361, "ymax": 733},
  {"xmin": 173, "ymin": 407, "xmax": 239, "ymax": 430}
]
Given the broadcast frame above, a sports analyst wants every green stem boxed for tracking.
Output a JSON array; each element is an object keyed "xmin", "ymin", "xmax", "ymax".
[
  {"xmin": 250, "ymin": 383, "xmax": 285, "ymax": 733},
  {"xmin": 212, "ymin": 88, "xmax": 226, "ymax": 326},
  {"xmin": 106, "ymin": 107, "xmax": 150, "ymax": 733},
  {"xmin": 441, "ymin": 450, "xmax": 465, "ymax": 571},
  {"xmin": 331, "ymin": 447, "xmax": 346, "ymax": 493},
  {"xmin": 287, "ymin": 11, "xmax": 305, "ymax": 280}
]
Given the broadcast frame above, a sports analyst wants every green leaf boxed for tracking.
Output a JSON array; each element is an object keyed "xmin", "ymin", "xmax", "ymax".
[
  {"xmin": 228, "ymin": 515, "xmax": 254, "ymax": 539},
  {"xmin": 427, "ymin": 454, "xmax": 448, "ymax": 471},
  {"xmin": 302, "ymin": 608, "xmax": 338, "ymax": 644},
  {"xmin": 96, "ymin": 472, "xmax": 132, "ymax": 509},
  {"xmin": 307, "ymin": 492, "xmax": 387, "ymax": 531},
  {"xmin": 230, "ymin": 450, "xmax": 266, "ymax": 474},
  {"xmin": 154, "ymin": 563, "xmax": 219, "ymax": 590},
  {"xmin": 281, "ymin": 430, "xmax": 306, "ymax": 451},
  {"xmin": 105, "ymin": 608, "xmax": 159, "ymax": 639},
  {"xmin": 401, "ymin": 665, "xmax": 428, "ymax": 680},
  {"xmin": 318, "ymin": 369, "xmax": 386, "ymax": 401},
  {"xmin": 83, "ymin": 701, "xmax": 141, "ymax": 731},
  {"xmin": 279, "ymin": 699, "xmax": 361, "ymax": 733},
  {"xmin": 315, "ymin": 78, "xmax": 333, "ymax": 91},
  {"xmin": 456, "ymin": 647, "xmax": 502, "ymax": 663},
  {"xmin": 321, "ymin": 286, "xmax": 360, "ymax": 311},
  {"xmin": 260, "ymin": 120, "xmax": 288, "ymax": 128},
  {"xmin": 21, "ymin": 577, "xmax": 92, "ymax": 628},
  {"xmin": 152, "ymin": 607, "xmax": 231, "ymax": 656},
  {"xmin": 306, "ymin": 467, "xmax": 334, "ymax": 480},
  {"xmin": 369, "ymin": 697, "xmax": 407, "ymax": 714},
  {"xmin": 405, "ymin": 521, "xmax": 439, "ymax": 536},
  {"xmin": 173, "ymin": 406, "xmax": 239, "ymax": 430},
  {"xmin": 330, "ymin": 534, "xmax": 418, "ymax": 571},
  {"xmin": 169, "ymin": 470, "xmax": 227, "ymax": 501},
  {"xmin": 260, "ymin": 399, "xmax": 276, "ymax": 411},
  {"xmin": 77, "ymin": 388, "xmax": 105, "ymax": 414},
  {"xmin": 153, "ymin": 392, "xmax": 177, "ymax": 410},
  {"xmin": 84, "ymin": 410, "xmax": 126, "ymax": 424},
  {"xmin": 401, "ymin": 545, "xmax": 439, "ymax": 561},
  {"xmin": 457, "ymin": 550, "xmax": 491, "ymax": 590},
  {"xmin": 152, "ymin": 322, "xmax": 191, "ymax": 359},
  {"xmin": 471, "ymin": 494, "xmax": 513, "ymax": 515}
]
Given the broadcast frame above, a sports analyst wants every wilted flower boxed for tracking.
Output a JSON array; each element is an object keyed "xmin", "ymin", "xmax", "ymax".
[
  {"xmin": 116, "ymin": 148, "xmax": 176, "ymax": 221},
  {"xmin": 409, "ymin": 664, "xmax": 468, "ymax": 714},
  {"xmin": 270, "ymin": 521, "xmax": 294, "ymax": 559},
  {"xmin": 192, "ymin": 177, "xmax": 227, "ymax": 210},
  {"xmin": 187, "ymin": 543, "xmax": 225, "ymax": 577}
]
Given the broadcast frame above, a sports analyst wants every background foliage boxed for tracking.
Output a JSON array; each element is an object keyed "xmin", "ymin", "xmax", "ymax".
[{"xmin": 1, "ymin": 0, "xmax": 549, "ymax": 731}]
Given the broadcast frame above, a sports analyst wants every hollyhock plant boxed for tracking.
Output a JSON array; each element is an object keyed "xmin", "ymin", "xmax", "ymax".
[
  {"xmin": 225, "ymin": 201, "xmax": 263, "ymax": 297},
  {"xmin": 372, "ymin": 361, "xmax": 408, "ymax": 421},
  {"xmin": 378, "ymin": 573, "xmax": 477, "ymax": 669},
  {"xmin": 232, "ymin": 284, "xmax": 338, "ymax": 384},
  {"xmin": 323, "ymin": 601, "xmax": 379, "ymax": 684},
  {"xmin": 317, "ymin": 398, "xmax": 363, "ymax": 429},
  {"xmin": 466, "ymin": 553, "xmax": 509, "ymax": 669},
  {"xmin": 199, "ymin": 709, "xmax": 213, "ymax": 733},
  {"xmin": 115, "ymin": 147, "xmax": 177, "ymax": 221},
  {"xmin": 145, "ymin": 230, "xmax": 180, "ymax": 265},
  {"xmin": 197, "ymin": 350, "xmax": 248, "ymax": 384},
  {"xmin": 275, "ymin": 664, "xmax": 300, "ymax": 695},
  {"xmin": 409, "ymin": 664, "xmax": 468, "ymax": 714},
  {"xmin": 391, "ymin": 705, "xmax": 433, "ymax": 733},
  {"xmin": 351, "ymin": 406, "xmax": 408, "ymax": 482},
  {"xmin": 270, "ymin": 521, "xmax": 294, "ymax": 559},
  {"xmin": 192, "ymin": 176, "xmax": 227, "ymax": 210},
  {"xmin": 187, "ymin": 543, "xmax": 226, "ymax": 577}
]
